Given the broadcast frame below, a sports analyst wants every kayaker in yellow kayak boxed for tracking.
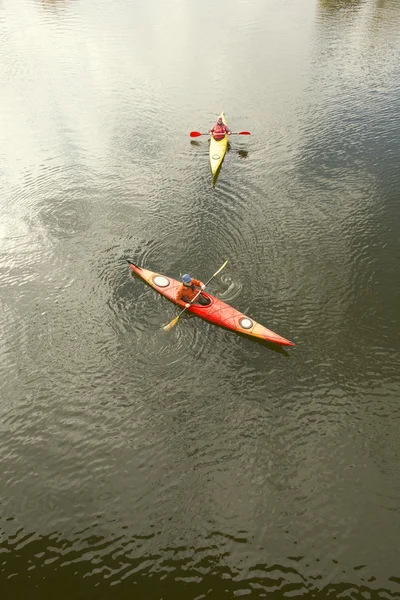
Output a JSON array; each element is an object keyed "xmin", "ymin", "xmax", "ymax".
[
  {"xmin": 176, "ymin": 274, "xmax": 211, "ymax": 307},
  {"xmin": 209, "ymin": 116, "xmax": 231, "ymax": 141}
]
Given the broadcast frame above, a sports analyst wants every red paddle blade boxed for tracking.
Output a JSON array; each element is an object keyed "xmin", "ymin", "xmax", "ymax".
[
  {"xmin": 190, "ymin": 131, "xmax": 203, "ymax": 137},
  {"xmin": 238, "ymin": 131, "xmax": 250, "ymax": 135}
]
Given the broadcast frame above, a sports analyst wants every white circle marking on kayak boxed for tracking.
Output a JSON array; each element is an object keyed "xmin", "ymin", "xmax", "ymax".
[
  {"xmin": 153, "ymin": 275, "xmax": 170, "ymax": 287},
  {"xmin": 239, "ymin": 317, "xmax": 253, "ymax": 330},
  {"xmin": 212, "ymin": 154, "xmax": 220, "ymax": 160}
]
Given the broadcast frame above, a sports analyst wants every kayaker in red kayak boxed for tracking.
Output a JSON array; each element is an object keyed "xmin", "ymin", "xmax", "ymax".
[
  {"xmin": 176, "ymin": 274, "xmax": 211, "ymax": 307},
  {"xmin": 209, "ymin": 116, "xmax": 231, "ymax": 141}
]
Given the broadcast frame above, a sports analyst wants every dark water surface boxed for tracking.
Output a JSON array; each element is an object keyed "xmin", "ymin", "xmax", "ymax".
[{"xmin": 1, "ymin": 0, "xmax": 400, "ymax": 597}]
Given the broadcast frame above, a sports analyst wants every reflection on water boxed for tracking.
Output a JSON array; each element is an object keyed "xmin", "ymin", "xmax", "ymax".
[
  {"xmin": 319, "ymin": 0, "xmax": 363, "ymax": 9},
  {"xmin": 40, "ymin": 0, "xmax": 69, "ymax": 10},
  {"xmin": 236, "ymin": 149, "xmax": 248, "ymax": 159}
]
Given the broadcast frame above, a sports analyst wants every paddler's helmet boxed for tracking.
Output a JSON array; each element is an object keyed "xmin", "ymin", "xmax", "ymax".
[
  {"xmin": 182, "ymin": 274, "xmax": 192, "ymax": 285},
  {"xmin": 217, "ymin": 116, "xmax": 223, "ymax": 124}
]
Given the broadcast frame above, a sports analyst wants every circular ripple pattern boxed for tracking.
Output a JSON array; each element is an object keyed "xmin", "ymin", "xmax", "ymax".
[{"xmin": 1, "ymin": 0, "xmax": 400, "ymax": 599}]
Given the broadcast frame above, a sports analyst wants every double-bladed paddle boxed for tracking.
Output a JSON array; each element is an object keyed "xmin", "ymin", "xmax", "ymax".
[
  {"xmin": 162, "ymin": 260, "xmax": 228, "ymax": 332},
  {"xmin": 190, "ymin": 131, "xmax": 250, "ymax": 137}
]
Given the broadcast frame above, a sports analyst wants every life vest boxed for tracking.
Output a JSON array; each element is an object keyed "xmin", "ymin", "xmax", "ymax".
[
  {"xmin": 212, "ymin": 124, "xmax": 228, "ymax": 140},
  {"xmin": 176, "ymin": 279, "xmax": 202, "ymax": 303}
]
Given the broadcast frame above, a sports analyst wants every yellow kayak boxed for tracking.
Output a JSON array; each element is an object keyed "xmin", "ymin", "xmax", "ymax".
[{"xmin": 209, "ymin": 112, "xmax": 228, "ymax": 183}]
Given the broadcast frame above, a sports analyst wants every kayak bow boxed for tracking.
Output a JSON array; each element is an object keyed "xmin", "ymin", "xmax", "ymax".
[
  {"xmin": 127, "ymin": 261, "xmax": 295, "ymax": 347},
  {"xmin": 209, "ymin": 112, "xmax": 228, "ymax": 182}
]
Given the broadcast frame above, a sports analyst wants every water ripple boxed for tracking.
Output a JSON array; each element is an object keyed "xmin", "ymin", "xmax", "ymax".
[
  {"xmin": 1, "ymin": 526, "xmax": 399, "ymax": 598},
  {"xmin": 1, "ymin": 0, "xmax": 400, "ymax": 598}
]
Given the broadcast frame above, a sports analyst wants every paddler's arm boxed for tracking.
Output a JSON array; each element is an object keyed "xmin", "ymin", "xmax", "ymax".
[
  {"xmin": 175, "ymin": 284, "xmax": 186, "ymax": 303},
  {"xmin": 191, "ymin": 278, "xmax": 205, "ymax": 290}
]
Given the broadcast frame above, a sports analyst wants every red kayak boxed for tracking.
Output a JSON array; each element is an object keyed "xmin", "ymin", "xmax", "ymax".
[{"xmin": 127, "ymin": 261, "xmax": 295, "ymax": 347}]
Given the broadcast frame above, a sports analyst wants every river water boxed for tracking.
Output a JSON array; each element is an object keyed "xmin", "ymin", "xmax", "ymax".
[{"xmin": 1, "ymin": 0, "xmax": 400, "ymax": 598}]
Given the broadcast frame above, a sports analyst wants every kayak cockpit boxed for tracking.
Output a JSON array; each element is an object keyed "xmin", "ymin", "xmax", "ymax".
[{"xmin": 183, "ymin": 293, "xmax": 214, "ymax": 310}]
